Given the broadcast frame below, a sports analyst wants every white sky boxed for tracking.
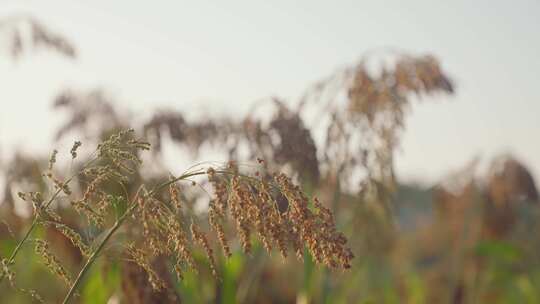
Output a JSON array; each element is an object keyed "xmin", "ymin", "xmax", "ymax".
[{"xmin": 1, "ymin": 0, "xmax": 539, "ymax": 184}]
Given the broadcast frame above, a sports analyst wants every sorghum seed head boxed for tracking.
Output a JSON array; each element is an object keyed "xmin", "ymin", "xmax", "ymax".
[
  {"xmin": 34, "ymin": 240, "xmax": 71, "ymax": 286},
  {"xmin": 48, "ymin": 149, "xmax": 58, "ymax": 170},
  {"xmin": 70, "ymin": 141, "xmax": 82, "ymax": 159}
]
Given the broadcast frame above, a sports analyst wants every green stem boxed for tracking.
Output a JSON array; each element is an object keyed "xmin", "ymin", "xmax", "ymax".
[
  {"xmin": 0, "ymin": 185, "xmax": 66, "ymax": 283},
  {"xmin": 0, "ymin": 155, "xmax": 97, "ymax": 284},
  {"xmin": 61, "ymin": 169, "xmax": 224, "ymax": 304},
  {"xmin": 62, "ymin": 199, "xmax": 136, "ymax": 304}
]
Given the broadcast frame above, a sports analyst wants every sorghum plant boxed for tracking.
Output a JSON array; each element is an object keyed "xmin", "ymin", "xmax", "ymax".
[{"xmin": 0, "ymin": 129, "xmax": 353, "ymax": 303}]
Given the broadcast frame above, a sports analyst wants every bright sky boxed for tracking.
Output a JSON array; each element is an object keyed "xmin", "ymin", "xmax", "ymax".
[{"xmin": 1, "ymin": 0, "xmax": 539, "ymax": 184}]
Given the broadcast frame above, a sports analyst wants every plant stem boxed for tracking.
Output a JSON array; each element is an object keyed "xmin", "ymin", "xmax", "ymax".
[
  {"xmin": 0, "ymin": 155, "xmax": 97, "ymax": 284},
  {"xmin": 62, "ymin": 200, "xmax": 136, "ymax": 304},
  {"xmin": 61, "ymin": 169, "xmax": 223, "ymax": 303},
  {"xmin": 0, "ymin": 185, "xmax": 66, "ymax": 283}
]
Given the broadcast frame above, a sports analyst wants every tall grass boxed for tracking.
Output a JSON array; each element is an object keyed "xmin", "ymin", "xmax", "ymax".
[{"xmin": 1, "ymin": 129, "xmax": 352, "ymax": 303}]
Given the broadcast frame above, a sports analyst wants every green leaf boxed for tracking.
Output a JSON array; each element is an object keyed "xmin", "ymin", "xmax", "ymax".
[
  {"xmin": 81, "ymin": 262, "xmax": 120, "ymax": 304},
  {"xmin": 222, "ymin": 253, "xmax": 244, "ymax": 304},
  {"xmin": 475, "ymin": 240, "xmax": 521, "ymax": 263}
]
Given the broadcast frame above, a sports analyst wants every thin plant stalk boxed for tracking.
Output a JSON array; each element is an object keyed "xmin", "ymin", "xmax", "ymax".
[
  {"xmin": 0, "ymin": 155, "xmax": 97, "ymax": 284},
  {"xmin": 61, "ymin": 169, "xmax": 227, "ymax": 304},
  {"xmin": 0, "ymin": 182, "xmax": 68, "ymax": 283},
  {"xmin": 62, "ymin": 188, "xmax": 142, "ymax": 304}
]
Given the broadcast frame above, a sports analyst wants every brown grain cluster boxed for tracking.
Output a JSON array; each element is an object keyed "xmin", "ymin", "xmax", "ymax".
[
  {"xmin": 3, "ymin": 128, "xmax": 353, "ymax": 302},
  {"xmin": 348, "ymin": 55, "xmax": 453, "ymax": 120},
  {"xmin": 52, "ymin": 223, "xmax": 91, "ymax": 258},
  {"xmin": 275, "ymin": 174, "xmax": 354, "ymax": 268},
  {"xmin": 1, "ymin": 258, "xmax": 15, "ymax": 286},
  {"xmin": 126, "ymin": 244, "xmax": 166, "ymax": 291},
  {"xmin": 34, "ymin": 240, "xmax": 71, "ymax": 286},
  {"xmin": 125, "ymin": 168, "xmax": 354, "ymax": 294}
]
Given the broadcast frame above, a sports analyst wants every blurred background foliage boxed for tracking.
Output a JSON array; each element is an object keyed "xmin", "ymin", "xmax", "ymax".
[{"xmin": 1, "ymin": 13, "xmax": 539, "ymax": 304}]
